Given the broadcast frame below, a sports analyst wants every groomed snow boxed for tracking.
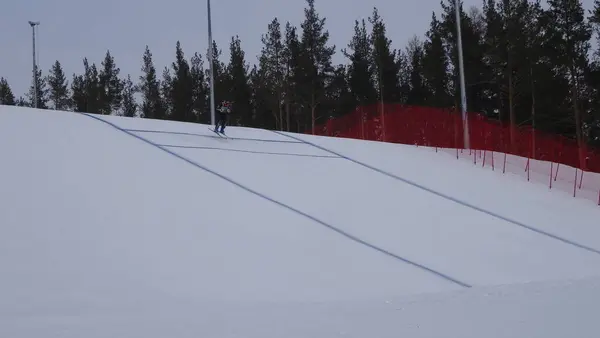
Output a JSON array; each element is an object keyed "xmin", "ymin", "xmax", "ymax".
[{"xmin": 1, "ymin": 106, "xmax": 599, "ymax": 337}]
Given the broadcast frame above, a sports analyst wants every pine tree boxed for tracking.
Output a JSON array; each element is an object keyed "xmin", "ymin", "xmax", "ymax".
[
  {"xmin": 169, "ymin": 41, "xmax": 194, "ymax": 122},
  {"xmin": 0, "ymin": 77, "xmax": 16, "ymax": 105},
  {"xmin": 82, "ymin": 58, "xmax": 101, "ymax": 113},
  {"xmin": 207, "ymin": 41, "xmax": 229, "ymax": 112},
  {"xmin": 439, "ymin": 0, "xmax": 489, "ymax": 114},
  {"xmin": 369, "ymin": 7, "xmax": 401, "ymax": 105},
  {"xmin": 396, "ymin": 49, "xmax": 412, "ymax": 104},
  {"xmin": 71, "ymin": 74, "xmax": 87, "ymax": 112},
  {"xmin": 482, "ymin": 0, "xmax": 504, "ymax": 119},
  {"xmin": 26, "ymin": 68, "xmax": 49, "ymax": 109},
  {"xmin": 495, "ymin": 0, "xmax": 547, "ymax": 148},
  {"xmin": 406, "ymin": 36, "xmax": 429, "ymax": 105},
  {"xmin": 327, "ymin": 64, "xmax": 354, "ymax": 118},
  {"xmin": 422, "ymin": 13, "xmax": 450, "ymax": 107},
  {"xmin": 592, "ymin": 0, "xmax": 600, "ymax": 30},
  {"xmin": 587, "ymin": 0, "xmax": 600, "ymax": 145},
  {"xmin": 469, "ymin": 7, "xmax": 494, "ymax": 115},
  {"xmin": 15, "ymin": 97, "xmax": 29, "ymax": 107},
  {"xmin": 259, "ymin": 18, "xmax": 286, "ymax": 130},
  {"xmin": 190, "ymin": 52, "xmax": 208, "ymax": 123},
  {"xmin": 227, "ymin": 36, "xmax": 253, "ymax": 126},
  {"xmin": 121, "ymin": 74, "xmax": 138, "ymax": 117},
  {"xmin": 161, "ymin": 67, "xmax": 173, "ymax": 117},
  {"xmin": 250, "ymin": 64, "xmax": 275, "ymax": 129},
  {"xmin": 139, "ymin": 46, "xmax": 166, "ymax": 119},
  {"xmin": 342, "ymin": 19, "xmax": 376, "ymax": 108},
  {"xmin": 297, "ymin": 0, "xmax": 336, "ymax": 132},
  {"xmin": 591, "ymin": 0, "xmax": 600, "ymax": 59},
  {"xmin": 99, "ymin": 50, "xmax": 124, "ymax": 115},
  {"xmin": 282, "ymin": 22, "xmax": 302, "ymax": 131},
  {"xmin": 47, "ymin": 60, "xmax": 70, "ymax": 110},
  {"xmin": 544, "ymin": 0, "xmax": 592, "ymax": 166}
]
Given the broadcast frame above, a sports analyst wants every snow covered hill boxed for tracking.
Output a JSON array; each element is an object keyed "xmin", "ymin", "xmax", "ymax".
[{"xmin": 1, "ymin": 106, "xmax": 600, "ymax": 337}]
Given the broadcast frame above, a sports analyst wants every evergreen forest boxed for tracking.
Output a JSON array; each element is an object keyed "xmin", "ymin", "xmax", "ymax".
[{"xmin": 2, "ymin": 0, "xmax": 600, "ymax": 147}]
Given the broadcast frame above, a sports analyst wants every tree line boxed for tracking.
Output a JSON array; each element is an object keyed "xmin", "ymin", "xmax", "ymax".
[{"xmin": 1, "ymin": 0, "xmax": 600, "ymax": 147}]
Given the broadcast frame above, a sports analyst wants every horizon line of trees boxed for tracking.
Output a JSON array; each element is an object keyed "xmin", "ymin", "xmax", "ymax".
[{"xmin": 1, "ymin": 0, "xmax": 600, "ymax": 148}]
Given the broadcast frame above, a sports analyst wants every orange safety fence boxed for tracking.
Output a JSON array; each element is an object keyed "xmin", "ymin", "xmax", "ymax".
[{"xmin": 312, "ymin": 103, "xmax": 600, "ymax": 204}]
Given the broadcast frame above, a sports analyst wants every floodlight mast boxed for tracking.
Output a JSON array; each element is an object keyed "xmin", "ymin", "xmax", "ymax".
[
  {"xmin": 206, "ymin": 0, "xmax": 216, "ymax": 125},
  {"xmin": 29, "ymin": 21, "xmax": 40, "ymax": 108},
  {"xmin": 454, "ymin": 0, "xmax": 469, "ymax": 148}
]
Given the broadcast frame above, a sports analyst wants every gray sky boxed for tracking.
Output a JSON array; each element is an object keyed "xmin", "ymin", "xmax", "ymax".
[{"xmin": 1, "ymin": 0, "xmax": 595, "ymax": 98}]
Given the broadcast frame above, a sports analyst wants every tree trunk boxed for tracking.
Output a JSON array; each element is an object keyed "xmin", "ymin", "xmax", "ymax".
[
  {"xmin": 278, "ymin": 91, "xmax": 283, "ymax": 131},
  {"xmin": 311, "ymin": 91, "xmax": 316, "ymax": 135},
  {"xmin": 497, "ymin": 82, "xmax": 504, "ymax": 123},
  {"xmin": 283, "ymin": 90, "xmax": 289, "ymax": 132},
  {"xmin": 286, "ymin": 102, "xmax": 291, "ymax": 132},
  {"xmin": 569, "ymin": 59, "xmax": 586, "ymax": 170},
  {"xmin": 508, "ymin": 67, "xmax": 516, "ymax": 152},
  {"xmin": 572, "ymin": 82, "xmax": 585, "ymax": 170},
  {"xmin": 271, "ymin": 105, "xmax": 280, "ymax": 130},
  {"xmin": 380, "ymin": 100, "xmax": 386, "ymax": 141},
  {"xmin": 530, "ymin": 64, "xmax": 536, "ymax": 159}
]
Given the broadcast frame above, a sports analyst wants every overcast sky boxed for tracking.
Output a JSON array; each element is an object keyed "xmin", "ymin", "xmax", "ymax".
[{"xmin": 1, "ymin": 0, "xmax": 596, "ymax": 98}]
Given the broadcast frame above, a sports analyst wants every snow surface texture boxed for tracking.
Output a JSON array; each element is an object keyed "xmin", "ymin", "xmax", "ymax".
[
  {"xmin": 436, "ymin": 145, "xmax": 600, "ymax": 204},
  {"xmin": 1, "ymin": 106, "xmax": 600, "ymax": 337}
]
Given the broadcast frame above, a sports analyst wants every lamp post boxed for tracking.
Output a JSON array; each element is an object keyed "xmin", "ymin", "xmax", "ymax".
[
  {"xmin": 454, "ymin": 0, "xmax": 469, "ymax": 149},
  {"xmin": 29, "ymin": 21, "xmax": 40, "ymax": 108},
  {"xmin": 206, "ymin": 0, "xmax": 216, "ymax": 126}
]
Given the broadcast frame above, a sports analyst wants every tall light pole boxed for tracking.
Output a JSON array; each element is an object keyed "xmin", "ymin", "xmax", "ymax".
[
  {"xmin": 206, "ymin": 0, "xmax": 216, "ymax": 126},
  {"xmin": 454, "ymin": 0, "xmax": 470, "ymax": 148},
  {"xmin": 29, "ymin": 21, "xmax": 40, "ymax": 108}
]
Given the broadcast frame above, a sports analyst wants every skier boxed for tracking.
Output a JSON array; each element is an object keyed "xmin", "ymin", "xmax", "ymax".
[{"xmin": 214, "ymin": 100, "xmax": 231, "ymax": 133}]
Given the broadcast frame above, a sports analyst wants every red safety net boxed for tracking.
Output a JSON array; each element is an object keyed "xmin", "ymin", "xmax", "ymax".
[
  {"xmin": 313, "ymin": 103, "xmax": 600, "ymax": 174},
  {"xmin": 312, "ymin": 103, "xmax": 600, "ymax": 205}
]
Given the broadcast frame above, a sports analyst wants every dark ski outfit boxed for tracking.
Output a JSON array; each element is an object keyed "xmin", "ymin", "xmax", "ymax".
[{"xmin": 215, "ymin": 101, "xmax": 231, "ymax": 133}]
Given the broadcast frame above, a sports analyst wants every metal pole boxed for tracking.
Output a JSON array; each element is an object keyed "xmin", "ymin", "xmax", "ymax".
[
  {"xmin": 29, "ymin": 21, "xmax": 40, "ymax": 108},
  {"xmin": 207, "ymin": 0, "xmax": 216, "ymax": 126},
  {"xmin": 379, "ymin": 71, "xmax": 386, "ymax": 142},
  {"xmin": 454, "ymin": 0, "xmax": 469, "ymax": 148}
]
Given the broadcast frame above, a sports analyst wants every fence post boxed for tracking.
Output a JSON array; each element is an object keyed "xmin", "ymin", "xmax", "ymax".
[
  {"xmin": 573, "ymin": 169, "xmax": 578, "ymax": 197},
  {"xmin": 360, "ymin": 107, "xmax": 364, "ymax": 140},
  {"xmin": 483, "ymin": 150, "xmax": 486, "ymax": 167},
  {"xmin": 549, "ymin": 162, "xmax": 553, "ymax": 189},
  {"xmin": 380, "ymin": 101, "xmax": 386, "ymax": 142}
]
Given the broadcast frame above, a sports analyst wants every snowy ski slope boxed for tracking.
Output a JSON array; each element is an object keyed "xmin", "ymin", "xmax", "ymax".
[{"xmin": 1, "ymin": 106, "xmax": 600, "ymax": 337}]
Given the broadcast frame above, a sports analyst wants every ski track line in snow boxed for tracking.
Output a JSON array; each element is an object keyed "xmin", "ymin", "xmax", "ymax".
[
  {"xmin": 124, "ymin": 128, "xmax": 304, "ymax": 144},
  {"xmin": 84, "ymin": 113, "xmax": 471, "ymax": 288},
  {"xmin": 159, "ymin": 144, "xmax": 341, "ymax": 159},
  {"xmin": 271, "ymin": 130, "xmax": 600, "ymax": 257}
]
